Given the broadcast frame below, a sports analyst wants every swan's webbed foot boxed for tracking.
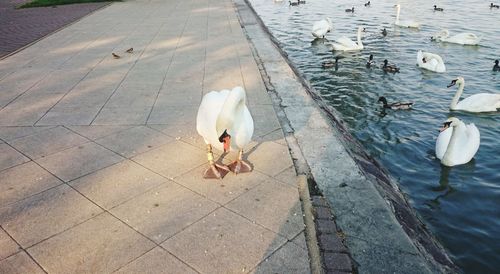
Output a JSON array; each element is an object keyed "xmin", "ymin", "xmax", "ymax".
[
  {"xmin": 203, "ymin": 163, "xmax": 230, "ymax": 179},
  {"xmin": 228, "ymin": 160, "xmax": 252, "ymax": 174}
]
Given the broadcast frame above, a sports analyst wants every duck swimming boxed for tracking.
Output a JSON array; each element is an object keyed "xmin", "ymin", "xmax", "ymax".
[
  {"xmin": 490, "ymin": 3, "xmax": 500, "ymax": 8},
  {"xmin": 382, "ymin": 59, "xmax": 400, "ymax": 73},
  {"xmin": 378, "ymin": 96, "xmax": 413, "ymax": 110},
  {"xmin": 433, "ymin": 5, "xmax": 444, "ymax": 11},
  {"xmin": 381, "ymin": 28, "xmax": 387, "ymax": 36},
  {"xmin": 298, "ymin": 0, "xmax": 305, "ymax": 4},
  {"xmin": 364, "ymin": 1, "xmax": 370, "ymax": 7},
  {"xmin": 289, "ymin": 1, "xmax": 299, "ymax": 6},
  {"xmin": 322, "ymin": 56, "xmax": 339, "ymax": 69},
  {"xmin": 493, "ymin": 60, "xmax": 500, "ymax": 71},
  {"xmin": 366, "ymin": 54, "xmax": 375, "ymax": 68},
  {"xmin": 345, "ymin": 7, "xmax": 354, "ymax": 12}
]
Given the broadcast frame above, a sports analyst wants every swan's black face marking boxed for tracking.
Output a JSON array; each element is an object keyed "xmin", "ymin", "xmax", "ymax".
[
  {"xmin": 218, "ymin": 129, "xmax": 230, "ymax": 143},
  {"xmin": 443, "ymin": 121, "xmax": 452, "ymax": 129},
  {"xmin": 422, "ymin": 57, "xmax": 427, "ymax": 63},
  {"xmin": 447, "ymin": 79, "xmax": 458, "ymax": 88}
]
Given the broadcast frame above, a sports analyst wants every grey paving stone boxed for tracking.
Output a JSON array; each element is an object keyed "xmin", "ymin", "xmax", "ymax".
[
  {"xmin": 316, "ymin": 219, "xmax": 338, "ymax": 235},
  {"xmin": 115, "ymin": 247, "xmax": 197, "ymax": 274},
  {"xmin": 251, "ymin": 241, "xmax": 310, "ymax": 274},
  {"xmin": 318, "ymin": 234, "xmax": 347, "ymax": 253},
  {"xmin": 0, "ymin": 161, "xmax": 62, "ymax": 207},
  {"xmin": 163, "ymin": 207, "xmax": 286, "ymax": 274},
  {"xmin": 0, "ymin": 228, "xmax": 20, "ymax": 260},
  {"xmin": 93, "ymin": 106, "xmax": 151, "ymax": 125},
  {"xmin": 148, "ymin": 123, "xmax": 205, "ymax": 149},
  {"xmin": 67, "ymin": 125, "xmax": 132, "ymax": 140},
  {"xmin": 131, "ymin": 140, "xmax": 206, "ymax": 179},
  {"xmin": 35, "ymin": 105, "xmax": 102, "ymax": 126},
  {"xmin": 226, "ymin": 180, "xmax": 304, "ymax": 240},
  {"xmin": 292, "ymin": 231, "xmax": 308, "ymax": 251},
  {"xmin": 248, "ymin": 105, "xmax": 281, "ymax": 138},
  {"xmin": 147, "ymin": 105, "xmax": 198, "ymax": 125},
  {"xmin": 9, "ymin": 126, "xmax": 89, "ymax": 159},
  {"xmin": 246, "ymin": 141, "xmax": 294, "ymax": 177},
  {"xmin": 0, "ymin": 184, "xmax": 102, "ymax": 248},
  {"xmin": 0, "ymin": 143, "xmax": 30, "ymax": 172},
  {"xmin": 28, "ymin": 213, "xmax": 156, "ymax": 273},
  {"xmin": 273, "ymin": 165, "xmax": 297, "ymax": 186},
  {"xmin": 111, "ymin": 182, "xmax": 218, "ymax": 243},
  {"xmin": 174, "ymin": 164, "xmax": 268, "ymax": 205},
  {"xmin": 323, "ymin": 252, "xmax": 352, "ymax": 272},
  {"xmin": 0, "ymin": 251, "xmax": 44, "ymax": 274},
  {"xmin": 0, "ymin": 126, "xmax": 55, "ymax": 141},
  {"xmin": 69, "ymin": 160, "xmax": 167, "ymax": 210},
  {"xmin": 95, "ymin": 126, "xmax": 173, "ymax": 158},
  {"xmin": 35, "ymin": 142, "xmax": 123, "ymax": 182}
]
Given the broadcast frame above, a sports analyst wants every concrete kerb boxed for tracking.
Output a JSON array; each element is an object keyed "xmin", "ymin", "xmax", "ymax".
[
  {"xmin": 0, "ymin": 2, "xmax": 112, "ymax": 61},
  {"xmin": 233, "ymin": 0, "xmax": 459, "ymax": 273}
]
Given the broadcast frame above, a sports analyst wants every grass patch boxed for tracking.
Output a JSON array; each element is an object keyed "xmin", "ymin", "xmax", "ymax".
[{"xmin": 19, "ymin": 0, "xmax": 119, "ymax": 9}]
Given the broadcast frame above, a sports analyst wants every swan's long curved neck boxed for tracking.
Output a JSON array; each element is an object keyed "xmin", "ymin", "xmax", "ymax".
[
  {"xmin": 442, "ymin": 123, "xmax": 465, "ymax": 164},
  {"xmin": 450, "ymin": 81, "xmax": 465, "ymax": 109},
  {"xmin": 217, "ymin": 88, "xmax": 246, "ymax": 132},
  {"xmin": 395, "ymin": 6, "xmax": 400, "ymax": 23},
  {"xmin": 357, "ymin": 28, "xmax": 363, "ymax": 47}
]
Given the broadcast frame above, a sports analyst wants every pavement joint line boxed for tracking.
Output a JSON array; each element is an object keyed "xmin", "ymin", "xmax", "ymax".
[{"xmin": 156, "ymin": 245, "xmax": 202, "ymax": 274}]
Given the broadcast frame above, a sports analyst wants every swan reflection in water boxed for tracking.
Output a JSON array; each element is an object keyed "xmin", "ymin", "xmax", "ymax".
[{"xmin": 425, "ymin": 161, "xmax": 476, "ymax": 210}]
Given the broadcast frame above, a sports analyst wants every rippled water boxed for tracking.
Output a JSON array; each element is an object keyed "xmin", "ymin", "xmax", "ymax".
[{"xmin": 247, "ymin": 0, "xmax": 500, "ymax": 272}]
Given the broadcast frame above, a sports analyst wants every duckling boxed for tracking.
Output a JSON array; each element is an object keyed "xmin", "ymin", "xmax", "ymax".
[
  {"xmin": 381, "ymin": 28, "xmax": 387, "ymax": 36},
  {"xmin": 378, "ymin": 96, "xmax": 413, "ymax": 110},
  {"xmin": 433, "ymin": 5, "xmax": 444, "ymax": 11},
  {"xmin": 322, "ymin": 56, "xmax": 339, "ymax": 69},
  {"xmin": 364, "ymin": 1, "xmax": 370, "ymax": 7},
  {"xmin": 366, "ymin": 54, "xmax": 375, "ymax": 68},
  {"xmin": 289, "ymin": 1, "xmax": 299, "ymax": 6},
  {"xmin": 494, "ymin": 60, "xmax": 500, "ymax": 71},
  {"xmin": 382, "ymin": 59, "xmax": 400, "ymax": 73},
  {"xmin": 298, "ymin": 0, "xmax": 306, "ymax": 4},
  {"xmin": 490, "ymin": 3, "xmax": 500, "ymax": 8},
  {"xmin": 345, "ymin": 7, "xmax": 354, "ymax": 12}
]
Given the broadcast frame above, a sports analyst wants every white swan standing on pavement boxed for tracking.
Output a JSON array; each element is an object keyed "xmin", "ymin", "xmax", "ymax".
[
  {"xmin": 312, "ymin": 18, "xmax": 333, "ymax": 38},
  {"xmin": 447, "ymin": 77, "xmax": 500, "ymax": 112},
  {"xmin": 417, "ymin": 50, "xmax": 446, "ymax": 72},
  {"xmin": 394, "ymin": 4, "xmax": 420, "ymax": 28},
  {"xmin": 196, "ymin": 86, "xmax": 254, "ymax": 179},
  {"xmin": 431, "ymin": 29, "xmax": 481, "ymax": 45},
  {"xmin": 330, "ymin": 26, "xmax": 364, "ymax": 51},
  {"xmin": 436, "ymin": 117, "xmax": 480, "ymax": 167}
]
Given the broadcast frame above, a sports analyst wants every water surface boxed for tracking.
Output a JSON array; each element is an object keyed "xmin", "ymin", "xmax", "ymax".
[{"xmin": 247, "ymin": 0, "xmax": 500, "ymax": 272}]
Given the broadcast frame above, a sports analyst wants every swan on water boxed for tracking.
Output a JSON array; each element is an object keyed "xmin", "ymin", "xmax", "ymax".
[
  {"xmin": 435, "ymin": 117, "xmax": 480, "ymax": 167},
  {"xmin": 378, "ymin": 96, "xmax": 413, "ymax": 110},
  {"xmin": 330, "ymin": 26, "xmax": 364, "ymax": 51},
  {"xmin": 447, "ymin": 77, "xmax": 500, "ymax": 112},
  {"xmin": 417, "ymin": 50, "xmax": 446, "ymax": 73},
  {"xmin": 196, "ymin": 87, "xmax": 254, "ymax": 179},
  {"xmin": 312, "ymin": 18, "xmax": 333, "ymax": 38},
  {"xmin": 394, "ymin": 4, "xmax": 420, "ymax": 28},
  {"xmin": 431, "ymin": 29, "xmax": 481, "ymax": 45}
]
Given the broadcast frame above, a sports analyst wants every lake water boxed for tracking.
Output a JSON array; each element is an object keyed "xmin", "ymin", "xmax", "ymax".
[{"xmin": 246, "ymin": 0, "xmax": 500, "ymax": 272}]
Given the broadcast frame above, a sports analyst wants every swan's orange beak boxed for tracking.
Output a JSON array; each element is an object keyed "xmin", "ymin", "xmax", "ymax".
[{"xmin": 223, "ymin": 136, "xmax": 231, "ymax": 152}]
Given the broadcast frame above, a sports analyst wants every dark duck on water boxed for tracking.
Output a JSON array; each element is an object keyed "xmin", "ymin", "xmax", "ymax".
[
  {"xmin": 378, "ymin": 96, "xmax": 413, "ymax": 110},
  {"xmin": 382, "ymin": 59, "xmax": 400, "ymax": 73},
  {"xmin": 366, "ymin": 54, "xmax": 375, "ymax": 68},
  {"xmin": 494, "ymin": 60, "xmax": 500, "ymax": 71}
]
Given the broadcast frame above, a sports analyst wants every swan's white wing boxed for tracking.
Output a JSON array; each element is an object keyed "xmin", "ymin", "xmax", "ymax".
[
  {"xmin": 232, "ymin": 106, "xmax": 254, "ymax": 149},
  {"xmin": 335, "ymin": 36, "xmax": 357, "ymax": 48},
  {"xmin": 436, "ymin": 127, "xmax": 452, "ymax": 160},
  {"xmin": 449, "ymin": 33, "xmax": 481, "ymax": 45},
  {"xmin": 464, "ymin": 123, "xmax": 480, "ymax": 162},
  {"xmin": 312, "ymin": 19, "xmax": 331, "ymax": 37},
  {"xmin": 457, "ymin": 93, "xmax": 500, "ymax": 112},
  {"xmin": 196, "ymin": 90, "xmax": 230, "ymax": 150}
]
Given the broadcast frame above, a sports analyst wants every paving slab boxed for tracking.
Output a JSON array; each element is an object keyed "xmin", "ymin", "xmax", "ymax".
[
  {"xmin": 0, "ymin": 228, "xmax": 20, "ymax": 260},
  {"xmin": 69, "ymin": 160, "xmax": 167, "ymax": 210},
  {"xmin": 0, "ymin": 143, "xmax": 30, "ymax": 172},
  {"xmin": 111, "ymin": 182, "xmax": 219, "ymax": 243},
  {"xmin": 115, "ymin": 247, "xmax": 197, "ymax": 274},
  {"xmin": 0, "ymin": 126, "xmax": 55, "ymax": 141},
  {"xmin": 0, "ymin": 184, "xmax": 103, "ymax": 248},
  {"xmin": 67, "ymin": 125, "xmax": 132, "ymax": 140},
  {"xmin": 35, "ymin": 141, "xmax": 124, "ymax": 182},
  {"xmin": 251, "ymin": 241, "xmax": 310, "ymax": 274},
  {"xmin": 28, "ymin": 213, "xmax": 156, "ymax": 273},
  {"xmin": 0, "ymin": 251, "xmax": 44, "ymax": 274},
  {"xmin": 162, "ymin": 207, "xmax": 287, "ymax": 274},
  {"xmin": 0, "ymin": 161, "xmax": 62, "ymax": 207}
]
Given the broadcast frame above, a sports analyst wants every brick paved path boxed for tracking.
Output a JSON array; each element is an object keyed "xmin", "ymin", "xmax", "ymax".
[{"xmin": 0, "ymin": 0, "xmax": 108, "ymax": 58}]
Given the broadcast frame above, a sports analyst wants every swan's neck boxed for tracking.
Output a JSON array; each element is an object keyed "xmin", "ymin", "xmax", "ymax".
[
  {"xmin": 442, "ymin": 123, "xmax": 465, "ymax": 164},
  {"xmin": 450, "ymin": 81, "xmax": 464, "ymax": 109},
  {"xmin": 357, "ymin": 28, "xmax": 363, "ymax": 47},
  {"xmin": 395, "ymin": 6, "xmax": 400, "ymax": 23},
  {"xmin": 217, "ymin": 88, "xmax": 246, "ymax": 134}
]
